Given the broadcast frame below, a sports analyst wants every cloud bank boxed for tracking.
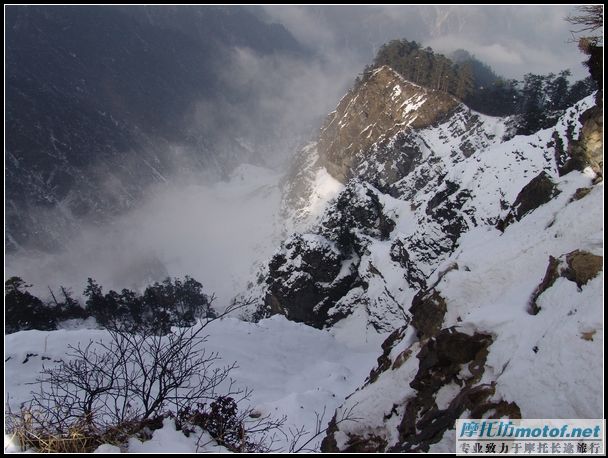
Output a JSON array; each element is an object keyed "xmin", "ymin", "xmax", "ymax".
[{"xmin": 259, "ymin": 5, "xmax": 593, "ymax": 80}]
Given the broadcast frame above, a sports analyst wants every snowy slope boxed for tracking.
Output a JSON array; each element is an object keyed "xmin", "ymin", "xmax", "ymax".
[
  {"xmin": 323, "ymin": 168, "xmax": 602, "ymax": 452},
  {"xmin": 5, "ymin": 316, "xmax": 379, "ymax": 452},
  {"xmin": 229, "ymin": 71, "xmax": 602, "ymax": 452}
]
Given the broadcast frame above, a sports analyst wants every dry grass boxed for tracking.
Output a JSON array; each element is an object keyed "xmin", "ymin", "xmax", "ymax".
[
  {"xmin": 581, "ymin": 329, "xmax": 596, "ymax": 341},
  {"xmin": 5, "ymin": 410, "xmax": 159, "ymax": 453},
  {"xmin": 7, "ymin": 419, "xmax": 102, "ymax": 453}
]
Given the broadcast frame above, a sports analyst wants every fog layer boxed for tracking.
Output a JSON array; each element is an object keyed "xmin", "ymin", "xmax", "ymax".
[
  {"xmin": 7, "ymin": 165, "xmax": 282, "ymax": 307},
  {"xmin": 6, "ymin": 5, "xmax": 593, "ymax": 304}
]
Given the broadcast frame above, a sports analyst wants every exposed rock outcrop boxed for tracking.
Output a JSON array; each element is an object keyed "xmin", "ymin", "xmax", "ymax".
[
  {"xmin": 321, "ymin": 326, "xmax": 521, "ymax": 453},
  {"xmin": 317, "ymin": 66, "xmax": 458, "ymax": 183},
  {"xmin": 530, "ymin": 249, "xmax": 603, "ymax": 314},
  {"xmin": 409, "ymin": 289, "xmax": 447, "ymax": 340},
  {"xmin": 319, "ymin": 182, "xmax": 396, "ymax": 254},
  {"xmin": 564, "ymin": 250, "xmax": 603, "ymax": 287},
  {"xmin": 497, "ymin": 171, "xmax": 559, "ymax": 231},
  {"xmin": 258, "ymin": 233, "xmax": 357, "ymax": 328},
  {"xmin": 252, "ymin": 181, "xmax": 406, "ymax": 331},
  {"xmin": 568, "ymin": 103, "xmax": 603, "ymax": 178}
]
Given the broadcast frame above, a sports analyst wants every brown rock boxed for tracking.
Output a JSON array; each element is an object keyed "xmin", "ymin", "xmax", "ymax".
[
  {"xmin": 497, "ymin": 171, "xmax": 560, "ymax": 231},
  {"xmin": 567, "ymin": 104, "xmax": 603, "ymax": 177},
  {"xmin": 571, "ymin": 187, "xmax": 592, "ymax": 201},
  {"xmin": 565, "ymin": 250, "xmax": 603, "ymax": 288},
  {"xmin": 529, "ymin": 250, "xmax": 602, "ymax": 314},
  {"xmin": 529, "ymin": 256, "xmax": 561, "ymax": 315},
  {"xmin": 317, "ymin": 66, "xmax": 458, "ymax": 183}
]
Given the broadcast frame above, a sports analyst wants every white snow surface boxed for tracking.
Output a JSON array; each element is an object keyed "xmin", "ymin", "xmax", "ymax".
[
  {"xmin": 330, "ymin": 172, "xmax": 603, "ymax": 450},
  {"xmin": 283, "ymin": 92, "xmax": 603, "ymax": 451},
  {"xmin": 4, "ymin": 315, "xmax": 379, "ymax": 453}
]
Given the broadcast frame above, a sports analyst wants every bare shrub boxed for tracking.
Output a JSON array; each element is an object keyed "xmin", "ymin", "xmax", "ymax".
[
  {"xmin": 6, "ymin": 297, "xmax": 360, "ymax": 452},
  {"xmin": 6, "ymin": 302, "xmax": 249, "ymax": 452}
]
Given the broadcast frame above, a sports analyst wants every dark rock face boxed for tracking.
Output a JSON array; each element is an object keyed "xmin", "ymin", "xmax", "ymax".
[
  {"xmin": 497, "ymin": 171, "xmax": 559, "ymax": 230},
  {"xmin": 354, "ymin": 131, "xmax": 423, "ymax": 195},
  {"xmin": 425, "ymin": 181, "xmax": 473, "ymax": 245},
  {"xmin": 510, "ymin": 171, "xmax": 559, "ymax": 220},
  {"xmin": 317, "ymin": 66, "xmax": 458, "ymax": 184},
  {"xmin": 367, "ymin": 327, "xmax": 407, "ymax": 385},
  {"xmin": 254, "ymin": 180, "xmax": 403, "ymax": 329},
  {"xmin": 391, "ymin": 178, "xmax": 472, "ymax": 290},
  {"xmin": 259, "ymin": 234, "xmax": 358, "ymax": 328},
  {"xmin": 389, "ymin": 239, "xmax": 427, "ymax": 290},
  {"xmin": 409, "ymin": 289, "xmax": 447, "ymax": 340},
  {"xmin": 392, "ymin": 330, "xmax": 518, "ymax": 453},
  {"xmin": 529, "ymin": 256, "xmax": 561, "ymax": 315},
  {"xmin": 393, "ymin": 381, "xmax": 520, "ymax": 453},
  {"xmin": 319, "ymin": 182, "xmax": 396, "ymax": 254},
  {"xmin": 322, "ymin": 328, "xmax": 521, "ymax": 453},
  {"xmin": 411, "ymin": 330, "xmax": 492, "ymax": 393}
]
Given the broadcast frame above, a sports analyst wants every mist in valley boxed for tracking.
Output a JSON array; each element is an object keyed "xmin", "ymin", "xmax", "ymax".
[{"xmin": 5, "ymin": 5, "xmax": 588, "ymax": 306}]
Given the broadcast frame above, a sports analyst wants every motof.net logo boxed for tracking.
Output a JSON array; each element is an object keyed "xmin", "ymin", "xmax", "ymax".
[
  {"xmin": 456, "ymin": 419, "xmax": 605, "ymax": 455},
  {"xmin": 458, "ymin": 420, "xmax": 603, "ymax": 439}
]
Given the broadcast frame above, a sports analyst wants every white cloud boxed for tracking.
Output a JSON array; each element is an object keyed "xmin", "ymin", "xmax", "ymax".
[{"xmin": 260, "ymin": 5, "xmax": 590, "ymax": 80}]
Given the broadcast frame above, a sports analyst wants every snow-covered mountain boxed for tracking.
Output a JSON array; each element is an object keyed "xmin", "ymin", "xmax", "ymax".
[
  {"xmin": 4, "ymin": 54, "xmax": 602, "ymax": 453},
  {"xmin": 236, "ymin": 65, "xmax": 603, "ymax": 450}
]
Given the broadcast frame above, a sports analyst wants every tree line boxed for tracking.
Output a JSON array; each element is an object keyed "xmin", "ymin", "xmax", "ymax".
[
  {"xmin": 357, "ymin": 39, "xmax": 597, "ymax": 132},
  {"xmin": 5, "ymin": 275, "xmax": 216, "ymax": 334}
]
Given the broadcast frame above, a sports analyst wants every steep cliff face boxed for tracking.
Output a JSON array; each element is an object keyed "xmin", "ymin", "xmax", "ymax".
[
  {"xmin": 317, "ymin": 66, "xmax": 458, "ymax": 183},
  {"xmin": 242, "ymin": 66, "xmax": 596, "ymax": 337},
  {"xmin": 567, "ymin": 102, "xmax": 603, "ymax": 178},
  {"xmin": 239, "ymin": 63, "xmax": 602, "ymax": 451},
  {"xmin": 321, "ymin": 169, "xmax": 602, "ymax": 452}
]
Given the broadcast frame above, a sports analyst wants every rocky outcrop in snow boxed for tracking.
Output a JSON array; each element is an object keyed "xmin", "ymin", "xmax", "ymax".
[
  {"xmin": 322, "ymin": 171, "xmax": 602, "ymax": 452},
  {"xmin": 529, "ymin": 249, "xmax": 603, "ymax": 315},
  {"xmin": 237, "ymin": 63, "xmax": 603, "ymax": 452},
  {"xmin": 497, "ymin": 171, "xmax": 560, "ymax": 231},
  {"xmin": 248, "ymin": 181, "xmax": 407, "ymax": 332},
  {"xmin": 242, "ymin": 65, "xmax": 597, "ymax": 338},
  {"xmin": 568, "ymin": 103, "xmax": 603, "ymax": 178},
  {"xmin": 317, "ymin": 66, "xmax": 458, "ymax": 184}
]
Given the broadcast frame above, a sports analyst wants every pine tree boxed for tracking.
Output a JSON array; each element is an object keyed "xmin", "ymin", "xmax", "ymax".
[
  {"xmin": 546, "ymin": 70, "xmax": 571, "ymax": 111},
  {"xmin": 5, "ymin": 277, "xmax": 56, "ymax": 333},
  {"xmin": 455, "ymin": 63, "xmax": 474, "ymax": 100}
]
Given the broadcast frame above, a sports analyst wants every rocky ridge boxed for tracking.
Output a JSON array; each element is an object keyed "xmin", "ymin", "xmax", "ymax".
[
  {"xmin": 239, "ymin": 63, "xmax": 603, "ymax": 451},
  {"xmin": 241, "ymin": 66, "xmax": 597, "ymax": 335}
]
